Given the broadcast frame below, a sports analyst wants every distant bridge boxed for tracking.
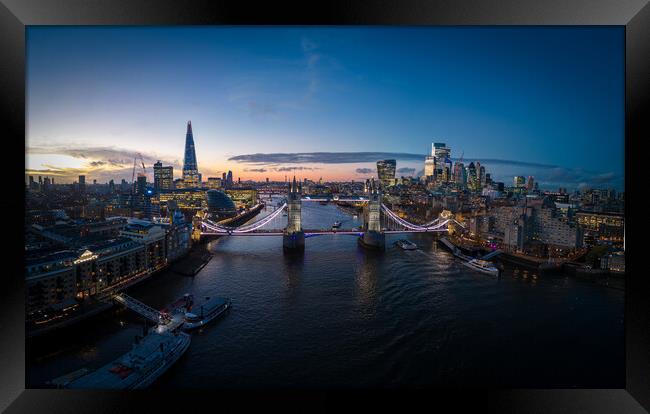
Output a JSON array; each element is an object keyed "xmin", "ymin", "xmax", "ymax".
[{"xmin": 200, "ymin": 181, "xmax": 464, "ymax": 251}]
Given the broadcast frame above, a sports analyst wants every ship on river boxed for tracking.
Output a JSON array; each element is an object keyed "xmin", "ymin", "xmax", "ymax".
[{"xmin": 52, "ymin": 331, "xmax": 191, "ymax": 389}]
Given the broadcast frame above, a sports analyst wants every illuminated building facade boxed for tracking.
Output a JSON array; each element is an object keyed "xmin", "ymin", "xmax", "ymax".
[{"xmin": 154, "ymin": 161, "xmax": 174, "ymax": 191}]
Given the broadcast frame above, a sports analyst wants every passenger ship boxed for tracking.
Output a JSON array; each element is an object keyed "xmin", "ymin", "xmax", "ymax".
[
  {"xmin": 56, "ymin": 331, "xmax": 191, "ymax": 389},
  {"xmin": 462, "ymin": 258, "xmax": 500, "ymax": 276}
]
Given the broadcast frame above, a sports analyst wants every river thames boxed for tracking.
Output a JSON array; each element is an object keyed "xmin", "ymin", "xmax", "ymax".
[{"xmin": 27, "ymin": 199, "xmax": 624, "ymax": 388}]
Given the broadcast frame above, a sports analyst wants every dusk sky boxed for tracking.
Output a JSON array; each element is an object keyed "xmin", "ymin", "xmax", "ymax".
[{"xmin": 26, "ymin": 27, "xmax": 624, "ymax": 190}]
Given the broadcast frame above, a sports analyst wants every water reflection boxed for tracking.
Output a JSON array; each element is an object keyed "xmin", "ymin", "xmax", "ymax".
[{"xmin": 355, "ymin": 246, "xmax": 380, "ymax": 311}]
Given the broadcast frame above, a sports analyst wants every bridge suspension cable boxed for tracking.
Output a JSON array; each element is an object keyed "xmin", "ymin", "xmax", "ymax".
[
  {"xmin": 202, "ymin": 203, "xmax": 287, "ymax": 233},
  {"xmin": 380, "ymin": 204, "xmax": 455, "ymax": 232}
]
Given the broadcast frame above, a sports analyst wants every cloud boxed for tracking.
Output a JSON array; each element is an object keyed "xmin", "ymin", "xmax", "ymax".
[
  {"xmin": 27, "ymin": 145, "xmax": 181, "ymax": 169},
  {"xmin": 244, "ymin": 168, "xmax": 268, "ymax": 173},
  {"xmin": 397, "ymin": 167, "xmax": 416, "ymax": 175},
  {"xmin": 355, "ymin": 168, "xmax": 375, "ymax": 174},
  {"xmin": 228, "ymin": 152, "xmax": 565, "ymax": 169},
  {"xmin": 229, "ymin": 152, "xmax": 424, "ymax": 165},
  {"xmin": 25, "ymin": 144, "xmax": 185, "ymax": 183},
  {"xmin": 273, "ymin": 166, "xmax": 319, "ymax": 172}
]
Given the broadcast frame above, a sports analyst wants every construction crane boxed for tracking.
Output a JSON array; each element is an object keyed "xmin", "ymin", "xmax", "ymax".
[{"xmin": 130, "ymin": 153, "xmax": 147, "ymax": 217}]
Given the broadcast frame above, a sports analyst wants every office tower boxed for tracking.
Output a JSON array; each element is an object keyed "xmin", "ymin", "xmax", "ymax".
[
  {"xmin": 28, "ymin": 176, "xmax": 35, "ymax": 189},
  {"xmin": 479, "ymin": 165, "xmax": 486, "ymax": 188},
  {"xmin": 466, "ymin": 162, "xmax": 477, "ymax": 191},
  {"xmin": 376, "ymin": 159, "xmax": 397, "ymax": 188},
  {"xmin": 222, "ymin": 172, "xmax": 227, "ymax": 182},
  {"xmin": 78, "ymin": 175, "xmax": 86, "ymax": 193},
  {"xmin": 38, "ymin": 176, "xmax": 43, "ymax": 188},
  {"xmin": 514, "ymin": 176, "xmax": 526, "ymax": 188},
  {"xmin": 136, "ymin": 174, "xmax": 147, "ymax": 194},
  {"xmin": 424, "ymin": 155, "xmax": 435, "ymax": 180},
  {"xmin": 154, "ymin": 161, "xmax": 174, "ymax": 191},
  {"xmin": 121, "ymin": 179, "xmax": 128, "ymax": 192},
  {"xmin": 266, "ymin": 177, "xmax": 269, "ymax": 184},
  {"xmin": 432, "ymin": 142, "xmax": 451, "ymax": 160},
  {"xmin": 227, "ymin": 170, "xmax": 233, "ymax": 187},
  {"xmin": 109, "ymin": 179, "xmax": 115, "ymax": 193},
  {"xmin": 526, "ymin": 176, "xmax": 535, "ymax": 191},
  {"xmin": 454, "ymin": 162, "xmax": 468, "ymax": 187},
  {"xmin": 182, "ymin": 121, "xmax": 200, "ymax": 188}
]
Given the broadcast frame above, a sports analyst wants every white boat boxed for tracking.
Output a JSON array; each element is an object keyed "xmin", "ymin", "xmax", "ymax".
[
  {"xmin": 462, "ymin": 258, "xmax": 500, "ymax": 276},
  {"xmin": 182, "ymin": 296, "xmax": 231, "ymax": 331},
  {"xmin": 332, "ymin": 220, "xmax": 342, "ymax": 229},
  {"xmin": 62, "ymin": 331, "xmax": 191, "ymax": 389},
  {"xmin": 396, "ymin": 239, "xmax": 418, "ymax": 250}
]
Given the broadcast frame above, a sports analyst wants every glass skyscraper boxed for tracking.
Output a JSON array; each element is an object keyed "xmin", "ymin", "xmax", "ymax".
[
  {"xmin": 182, "ymin": 121, "xmax": 200, "ymax": 188},
  {"xmin": 376, "ymin": 159, "xmax": 397, "ymax": 188}
]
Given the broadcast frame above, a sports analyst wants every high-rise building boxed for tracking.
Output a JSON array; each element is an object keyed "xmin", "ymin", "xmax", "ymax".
[
  {"xmin": 28, "ymin": 176, "xmax": 36, "ymax": 190},
  {"xmin": 466, "ymin": 162, "xmax": 478, "ymax": 191},
  {"xmin": 182, "ymin": 121, "xmax": 200, "ymax": 188},
  {"xmin": 376, "ymin": 159, "xmax": 397, "ymax": 188},
  {"xmin": 424, "ymin": 155, "xmax": 435, "ymax": 180},
  {"xmin": 432, "ymin": 142, "xmax": 451, "ymax": 161},
  {"xmin": 514, "ymin": 176, "xmax": 526, "ymax": 188},
  {"xmin": 78, "ymin": 175, "xmax": 86, "ymax": 193},
  {"xmin": 453, "ymin": 162, "xmax": 466, "ymax": 187},
  {"xmin": 154, "ymin": 161, "xmax": 174, "ymax": 191},
  {"xmin": 226, "ymin": 170, "xmax": 233, "ymax": 188},
  {"xmin": 136, "ymin": 174, "xmax": 147, "ymax": 195},
  {"xmin": 109, "ymin": 179, "xmax": 115, "ymax": 193},
  {"xmin": 526, "ymin": 176, "xmax": 535, "ymax": 191}
]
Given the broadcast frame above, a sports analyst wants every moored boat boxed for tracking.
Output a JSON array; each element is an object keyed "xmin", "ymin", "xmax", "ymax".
[
  {"xmin": 59, "ymin": 331, "xmax": 191, "ymax": 389},
  {"xmin": 182, "ymin": 296, "xmax": 231, "ymax": 331},
  {"xmin": 462, "ymin": 258, "xmax": 500, "ymax": 276}
]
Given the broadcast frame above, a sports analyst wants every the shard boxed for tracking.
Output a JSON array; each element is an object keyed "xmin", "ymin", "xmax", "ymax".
[{"xmin": 182, "ymin": 121, "xmax": 200, "ymax": 187}]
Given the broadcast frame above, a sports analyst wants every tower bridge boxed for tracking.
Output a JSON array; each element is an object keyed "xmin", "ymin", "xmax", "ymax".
[{"xmin": 199, "ymin": 177, "xmax": 465, "ymax": 252}]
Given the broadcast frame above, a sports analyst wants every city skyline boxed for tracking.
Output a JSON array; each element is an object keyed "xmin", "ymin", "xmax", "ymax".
[{"xmin": 26, "ymin": 27, "xmax": 624, "ymax": 190}]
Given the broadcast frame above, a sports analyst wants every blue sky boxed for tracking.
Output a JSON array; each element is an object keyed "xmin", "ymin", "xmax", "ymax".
[{"xmin": 26, "ymin": 26, "xmax": 624, "ymax": 190}]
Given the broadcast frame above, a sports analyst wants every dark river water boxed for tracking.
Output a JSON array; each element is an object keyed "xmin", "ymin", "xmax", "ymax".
[{"xmin": 27, "ymin": 198, "xmax": 625, "ymax": 388}]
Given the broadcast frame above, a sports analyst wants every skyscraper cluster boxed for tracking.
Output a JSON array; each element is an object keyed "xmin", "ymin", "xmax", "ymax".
[{"xmin": 423, "ymin": 142, "xmax": 492, "ymax": 192}]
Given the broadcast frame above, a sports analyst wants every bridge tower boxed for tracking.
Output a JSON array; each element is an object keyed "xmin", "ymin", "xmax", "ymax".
[
  {"xmin": 283, "ymin": 176, "xmax": 305, "ymax": 252},
  {"xmin": 359, "ymin": 178, "xmax": 385, "ymax": 250}
]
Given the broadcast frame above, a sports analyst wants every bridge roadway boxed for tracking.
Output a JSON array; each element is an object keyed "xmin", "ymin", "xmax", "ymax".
[{"xmin": 201, "ymin": 228, "xmax": 448, "ymax": 236}]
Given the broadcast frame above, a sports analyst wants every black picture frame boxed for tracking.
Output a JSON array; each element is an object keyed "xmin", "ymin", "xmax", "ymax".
[{"xmin": 2, "ymin": 0, "xmax": 648, "ymax": 412}]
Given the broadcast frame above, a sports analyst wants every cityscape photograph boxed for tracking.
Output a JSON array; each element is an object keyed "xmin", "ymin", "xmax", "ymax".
[{"xmin": 25, "ymin": 27, "xmax": 625, "ymax": 389}]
